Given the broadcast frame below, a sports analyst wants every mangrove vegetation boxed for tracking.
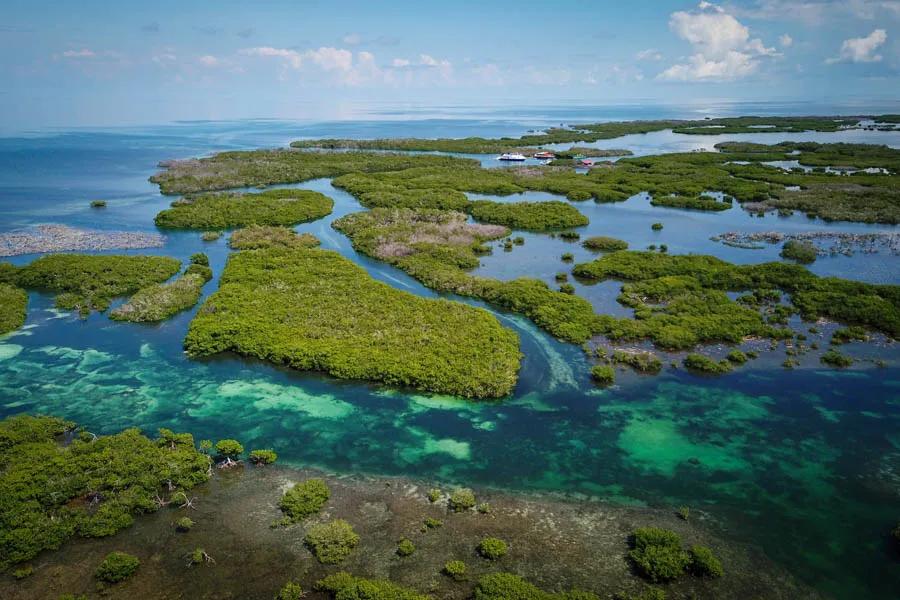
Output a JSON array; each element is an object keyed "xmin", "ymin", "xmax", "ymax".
[
  {"xmin": 184, "ymin": 230, "xmax": 521, "ymax": 398},
  {"xmin": 154, "ymin": 188, "xmax": 333, "ymax": 229}
]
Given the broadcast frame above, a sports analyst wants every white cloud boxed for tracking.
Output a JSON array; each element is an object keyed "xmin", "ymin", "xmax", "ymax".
[
  {"xmin": 659, "ymin": 1, "xmax": 779, "ymax": 81},
  {"xmin": 826, "ymin": 29, "xmax": 887, "ymax": 63},
  {"xmin": 240, "ymin": 46, "xmax": 453, "ymax": 86},
  {"xmin": 198, "ymin": 55, "xmax": 219, "ymax": 67},
  {"xmin": 304, "ymin": 47, "xmax": 353, "ymax": 71},
  {"xmin": 636, "ymin": 48, "xmax": 663, "ymax": 61},
  {"xmin": 241, "ymin": 46, "xmax": 303, "ymax": 69},
  {"xmin": 62, "ymin": 49, "xmax": 96, "ymax": 58},
  {"xmin": 342, "ymin": 33, "xmax": 362, "ymax": 45},
  {"xmin": 779, "ymin": 34, "xmax": 794, "ymax": 47}
]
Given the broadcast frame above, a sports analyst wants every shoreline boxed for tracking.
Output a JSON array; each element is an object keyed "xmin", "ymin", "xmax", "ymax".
[{"xmin": 2, "ymin": 463, "xmax": 820, "ymax": 600}]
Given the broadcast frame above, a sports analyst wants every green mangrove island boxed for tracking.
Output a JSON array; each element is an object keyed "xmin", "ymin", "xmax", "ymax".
[
  {"xmin": 289, "ymin": 115, "xmax": 896, "ymax": 154},
  {"xmin": 184, "ymin": 229, "xmax": 521, "ymax": 398},
  {"xmin": 154, "ymin": 140, "xmax": 900, "ymax": 224},
  {"xmin": 154, "ymin": 189, "xmax": 334, "ymax": 229}
]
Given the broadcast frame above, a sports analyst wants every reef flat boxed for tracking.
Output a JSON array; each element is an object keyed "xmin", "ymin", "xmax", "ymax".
[
  {"xmin": 0, "ymin": 417, "xmax": 818, "ymax": 600},
  {"xmin": 0, "ymin": 225, "xmax": 165, "ymax": 258},
  {"xmin": 184, "ymin": 231, "xmax": 521, "ymax": 398}
]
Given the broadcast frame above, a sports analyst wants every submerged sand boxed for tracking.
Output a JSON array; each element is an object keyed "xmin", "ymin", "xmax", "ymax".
[{"xmin": 2, "ymin": 465, "xmax": 818, "ymax": 600}]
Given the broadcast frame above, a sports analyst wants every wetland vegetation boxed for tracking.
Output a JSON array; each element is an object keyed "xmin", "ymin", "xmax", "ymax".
[
  {"xmin": 290, "ymin": 115, "xmax": 886, "ymax": 153},
  {"xmin": 333, "ymin": 208, "xmax": 599, "ymax": 343},
  {"xmin": 0, "ymin": 415, "xmax": 208, "ymax": 569},
  {"xmin": 109, "ymin": 257, "xmax": 212, "ymax": 323},
  {"xmin": 154, "ymin": 188, "xmax": 334, "ymax": 229},
  {"xmin": 0, "ymin": 283, "xmax": 27, "ymax": 334},
  {"xmin": 7, "ymin": 254, "xmax": 181, "ymax": 317},
  {"xmin": 184, "ymin": 230, "xmax": 521, "ymax": 398}
]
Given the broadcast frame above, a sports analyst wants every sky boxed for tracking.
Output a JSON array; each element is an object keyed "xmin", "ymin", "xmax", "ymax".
[{"xmin": 1, "ymin": 0, "xmax": 898, "ymax": 129}]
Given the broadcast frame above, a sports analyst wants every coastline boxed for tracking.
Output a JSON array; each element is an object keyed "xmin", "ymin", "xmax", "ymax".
[{"xmin": 1, "ymin": 463, "xmax": 820, "ymax": 599}]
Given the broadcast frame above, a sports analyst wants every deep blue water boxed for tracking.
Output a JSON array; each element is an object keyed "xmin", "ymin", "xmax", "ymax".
[{"xmin": 0, "ymin": 108, "xmax": 899, "ymax": 598}]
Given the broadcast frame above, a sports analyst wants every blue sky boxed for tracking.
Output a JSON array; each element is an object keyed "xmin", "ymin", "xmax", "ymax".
[{"xmin": 2, "ymin": 0, "xmax": 898, "ymax": 128}]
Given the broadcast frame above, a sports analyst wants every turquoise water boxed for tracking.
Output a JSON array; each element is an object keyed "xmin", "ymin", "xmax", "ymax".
[{"xmin": 1, "ymin": 113, "xmax": 899, "ymax": 598}]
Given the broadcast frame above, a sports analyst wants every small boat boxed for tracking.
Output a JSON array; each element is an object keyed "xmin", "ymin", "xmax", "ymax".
[
  {"xmin": 497, "ymin": 152, "xmax": 527, "ymax": 162},
  {"xmin": 579, "ymin": 158, "xmax": 594, "ymax": 166},
  {"xmin": 533, "ymin": 151, "xmax": 556, "ymax": 160}
]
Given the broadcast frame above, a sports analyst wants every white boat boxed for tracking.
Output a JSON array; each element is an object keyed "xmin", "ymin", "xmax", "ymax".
[{"xmin": 497, "ymin": 152, "xmax": 527, "ymax": 162}]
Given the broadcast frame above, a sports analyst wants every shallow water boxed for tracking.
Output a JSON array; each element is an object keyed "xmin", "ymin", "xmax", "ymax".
[{"xmin": 1, "ymin": 116, "xmax": 899, "ymax": 598}]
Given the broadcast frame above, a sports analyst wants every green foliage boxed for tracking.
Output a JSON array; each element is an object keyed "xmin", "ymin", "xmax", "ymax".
[
  {"xmin": 820, "ymin": 349, "xmax": 854, "ymax": 368},
  {"xmin": 14, "ymin": 254, "xmax": 181, "ymax": 316},
  {"xmin": 397, "ymin": 538, "xmax": 416, "ymax": 557},
  {"xmin": 249, "ymin": 449, "xmax": 278, "ymax": 465},
  {"xmin": 189, "ymin": 252, "xmax": 209, "ymax": 266},
  {"xmin": 449, "ymin": 488, "xmax": 476, "ymax": 512},
  {"xmin": 474, "ymin": 572, "xmax": 600, "ymax": 600},
  {"xmin": 443, "ymin": 560, "xmax": 466, "ymax": 580},
  {"xmin": 0, "ymin": 283, "xmax": 27, "ymax": 334},
  {"xmin": 0, "ymin": 415, "xmax": 208, "ymax": 569},
  {"xmin": 612, "ymin": 351, "xmax": 662, "ymax": 374},
  {"xmin": 304, "ymin": 519, "xmax": 360, "ymax": 564},
  {"xmin": 333, "ymin": 208, "xmax": 598, "ymax": 344},
  {"xmin": 155, "ymin": 189, "xmax": 333, "ymax": 229},
  {"xmin": 185, "ymin": 243, "xmax": 520, "ymax": 398},
  {"xmin": 677, "ymin": 506, "xmax": 690, "ymax": 521},
  {"xmin": 628, "ymin": 528, "xmax": 690, "ymax": 583},
  {"xmin": 780, "ymin": 240, "xmax": 817, "ymax": 264},
  {"xmin": 469, "ymin": 200, "xmax": 588, "ymax": 231},
  {"xmin": 12, "ymin": 565, "xmax": 33, "ymax": 579},
  {"xmin": 561, "ymin": 252, "xmax": 574, "ymax": 262},
  {"xmin": 477, "ymin": 537, "xmax": 508, "ymax": 560},
  {"xmin": 95, "ymin": 551, "xmax": 140, "ymax": 583},
  {"xmin": 175, "ymin": 517, "xmax": 194, "ymax": 532},
  {"xmin": 315, "ymin": 572, "xmax": 430, "ymax": 600},
  {"xmin": 293, "ymin": 117, "xmax": 872, "ymax": 154},
  {"xmin": 831, "ymin": 325, "xmax": 868, "ymax": 344},
  {"xmin": 683, "ymin": 353, "xmax": 733, "ymax": 374},
  {"xmin": 215, "ymin": 439, "xmax": 243, "ymax": 458},
  {"xmin": 109, "ymin": 273, "xmax": 207, "ymax": 322},
  {"xmin": 201, "ymin": 231, "xmax": 221, "ymax": 242},
  {"xmin": 575, "ymin": 251, "xmax": 900, "ymax": 341},
  {"xmin": 559, "ymin": 283, "xmax": 575, "ymax": 294},
  {"xmin": 427, "ymin": 488, "xmax": 441, "ymax": 502},
  {"xmin": 651, "ymin": 195, "xmax": 731, "ymax": 211},
  {"xmin": 477, "ymin": 502, "xmax": 492, "ymax": 514},
  {"xmin": 726, "ymin": 349, "xmax": 748, "ymax": 364},
  {"xmin": 423, "ymin": 517, "xmax": 443, "ymax": 529},
  {"xmin": 590, "ymin": 364, "xmax": 615, "ymax": 385},
  {"xmin": 229, "ymin": 225, "xmax": 320, "ymax": 250},
  {"xmin": 152, "ymin": 149, "xmax": 477, "ymax": 195},
  {"xmin": 279, "ymin": 478, "xmax": 329, "ymax": 522},
  {"xmin": 689, "ymin": 545, "xmax": 724, "ymax": 578},
  {"xmin": 275, "ymin": 581, "xmax": 304, "ymax": 600},
  {"xmin": 184, "ymin": 264, "xmax": 213, "ymax": 281},
  {"xmin": 582, "ymin": 236, "xmax": 628, "ymax": 252}
]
